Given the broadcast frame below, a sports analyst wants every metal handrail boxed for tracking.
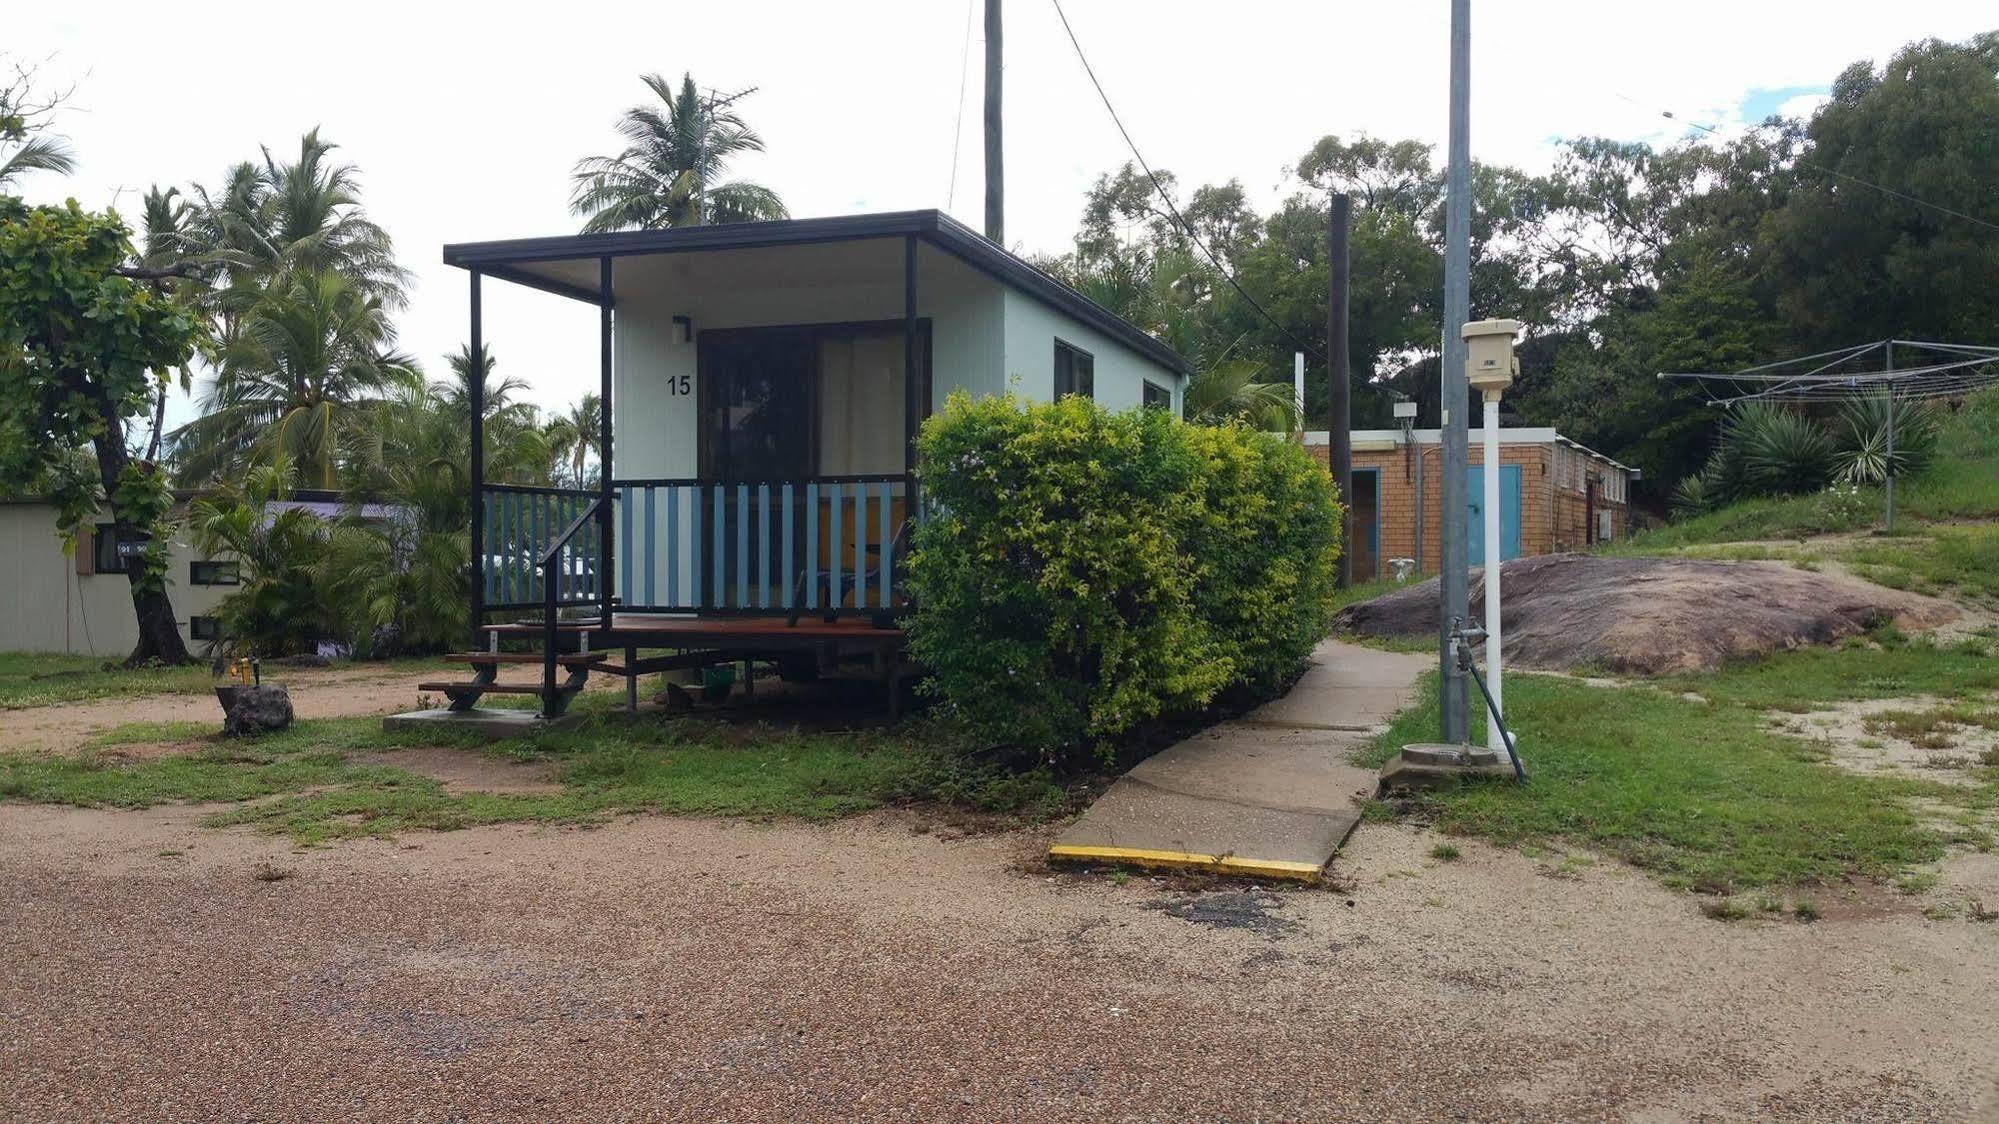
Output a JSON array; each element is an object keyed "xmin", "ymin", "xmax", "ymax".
[{"xmin": 540, "ymin": 495, "xmax": 606, "ymax": 717}]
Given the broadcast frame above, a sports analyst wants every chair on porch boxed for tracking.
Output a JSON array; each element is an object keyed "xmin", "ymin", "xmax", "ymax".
[{"xmin": 788, "ymin": 518, "xmax": 912, "ymax": 629}]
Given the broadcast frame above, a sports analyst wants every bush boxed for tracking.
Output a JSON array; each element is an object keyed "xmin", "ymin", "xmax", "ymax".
[
  {"xmin": 1730, "ymin": 402, "xmax": 1837, "ymax": 496},
  {"xmin": 906, "ymin": 392, "xmax": 1341, "ymax": 766}
]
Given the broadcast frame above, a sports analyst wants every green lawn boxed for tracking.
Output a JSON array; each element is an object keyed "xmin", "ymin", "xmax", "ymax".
[
  {"xmin": 0, "ymin": 712, "xmax": 1077, "ymax": 844},
  {"xmin": 1621, "ymin": 388, "xmax": 1999, "ymax": 551},
  {"xmin": 1368, "ymin": 632, "xmax": 1999, "ymax": 891},
  {"xmin": 0, "ymin": 653, "xmax": 215, "ymax": 709}
]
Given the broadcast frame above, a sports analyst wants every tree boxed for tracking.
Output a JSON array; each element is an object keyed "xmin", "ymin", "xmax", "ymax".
[
  {"xmin": 171, "ymin": 269, "xmax": 415, "ymax": 488},
  {"xmin": 148, "ymin": 129, "xmax": 410, "ymax": 319},
  {"xmin": 0, "ymin": 200, "xmax": 202, "ymax": 664},
  {"xmin": 543, "ymin": 392, "xmax": 601, "ymax": 488},
  {"xmin": 0, "ymin": 57, "xmax": 77, "ymax": 189},
  {"xmin": 570, "ymin": 73, "xmax": 788, "ymax": 232},
  {"xmin": 1761, "ymin": 34, "xmax": 1999, "ymax": 345}
]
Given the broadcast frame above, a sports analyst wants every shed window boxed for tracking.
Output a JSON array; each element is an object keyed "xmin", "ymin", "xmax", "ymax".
[
  {"xmin": 190, "ymin": 560, "xmax": 240, "ymax": 586},
  {"xmin": 91, "ymin": 524, "xmax": 127, "ymax": 575},
  {"xmin": 1142, "ymin": 380, "xmax": 1172, "ymax": 411},
  {"xmin": 1054, "ymin": 340, "xmax": 1094, "ymax": 400}
]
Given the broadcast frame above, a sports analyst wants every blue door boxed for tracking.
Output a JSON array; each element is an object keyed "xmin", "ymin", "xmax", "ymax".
[{"xmin": 1467, "ymin": 465, "xmax": 1522, "ymax": 566}]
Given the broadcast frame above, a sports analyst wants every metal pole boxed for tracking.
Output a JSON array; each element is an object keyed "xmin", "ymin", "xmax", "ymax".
[
  {"xmin": 1293, "ymin": 351, "xmax": 1305, "ymax": 435},
  {"xmin": 1482, "ymin": 388, "xmax": 1503, "ymax": 750},
  {"xmin": 1438, "ymin": 0, "xmax": 1473, "ymax": 743},
  {"xmin": 599, "ymin": 258, "xmax": 615, "ymax": 628},
  {"xmin": 1884, "ymin": 340, "xmax": 1896, "ymax": 533},
  {"xmin": 468, "ymin": 270, "xmax": 484, "ymax": 649},
  {"xmin": 1328, "ymin": 193, "xmax": 1354, "ymax": 589},
  {"xmin": 983, "ymin": 0, "xmax": 1004, "ymax": 244}
]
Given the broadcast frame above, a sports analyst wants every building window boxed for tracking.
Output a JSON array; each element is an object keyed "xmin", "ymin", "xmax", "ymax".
[
  {"xmin": 1142, "ymin": 380, "xmax": 1172, "ymax": 411},
  {"xmin": 1054, "ymin": 340, "xmax": 1094, "ymax": 400},
  {"xmin": 188, "ymin": 616, "xmax": 222, "ymax": 642},
  {"xmin": 190, "ymin": 560, "xmax": 241, "ymax": 586},
  {"xmin": 91, "ymin": 524, "xmax": 128, "ymax": 575}
]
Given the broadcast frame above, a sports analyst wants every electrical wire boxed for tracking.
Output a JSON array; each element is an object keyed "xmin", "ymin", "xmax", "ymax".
[
  {"xmin": 946, "ymin": 0, "xmax": 976, "ymax": 211},
  {"xmin": 1047, "ymin": 0, "xmax": 1325, "ymax": 361},
  {"xmin": 1617, "ymin": 93, "xmax": 1999, "ymax": 236}
]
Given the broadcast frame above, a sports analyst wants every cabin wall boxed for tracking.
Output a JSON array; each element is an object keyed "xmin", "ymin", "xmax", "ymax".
[
  {"xmin": 611, "ymin": 240, "xmax": 1003, "ymax": 483},
  {"xmin": 999, "ymin": 288, "xmax": 1182, "ymax": 411}
]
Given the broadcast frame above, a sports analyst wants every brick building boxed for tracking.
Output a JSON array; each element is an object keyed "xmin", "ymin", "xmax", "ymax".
[{"xmin": 1304, "ymin": 428, "xmax": 1636, "ymax": 581}]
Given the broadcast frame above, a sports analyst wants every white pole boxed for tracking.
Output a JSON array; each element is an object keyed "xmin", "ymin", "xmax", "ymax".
[
  {"xmin": 1482, "ymin": 390, "xmax": 1503, "ymax": 750},
  {"xmin": 1293, "ymin": 351, "xmax": 1306, "ymax": 434}
]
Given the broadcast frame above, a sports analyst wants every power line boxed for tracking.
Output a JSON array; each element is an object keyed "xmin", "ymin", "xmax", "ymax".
[
  {"xmin": 1047, "ymin": 0, "xmax": 1325, "ymax": 362},
  {"xmin": 946, "ymin": 0, "xmax": 975, "ymax": 210},
  {"xmin": 1618, "ymin": 93, "xmax": 1999, "ymax": 236}
]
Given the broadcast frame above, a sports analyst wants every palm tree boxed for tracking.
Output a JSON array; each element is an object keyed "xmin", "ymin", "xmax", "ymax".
[
  {"xmin": 437, "ymin": 344, "xmax": 551, "ymax": 484},
  {"xmin": 569, "ymin": 73, "xmax": 788, "ymax": 232},
  {"xmin": 0, "ymin": 62, "xmax": 78, "ymax": 188},
  {"xmin": 171, "ymin": 270, "xmax": 415, "ymax": 488},
  {"xmin": 148, "ymin": 130, "xmax": 410, "ymax": 328},
  {"xmin": 1184, "ymin": 358, "xmax": 1301, "ymax": 431},
  {"xmin": 543, "ymin": 393, "xmax": 601, "ymax": 487}
]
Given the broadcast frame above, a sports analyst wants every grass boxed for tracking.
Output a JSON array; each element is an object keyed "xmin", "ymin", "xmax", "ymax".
[
  {"xmin": 0, "ymin": 651, "xmax": 456, "ymax": 710},
  {"xmin": 0, "ymin": 712, "xmax": 1079, "ymax": 844},
  {"xmin": 1367, "ymin": 634, "xmax": 1999, "ymax": 891},
  {"xmin": 1620, "ymin": 387, "xmax": 1999, "ymax": 552},
  {"xmin": 0, "ymin": 653, "xmax": 214, "ymax": 709}
]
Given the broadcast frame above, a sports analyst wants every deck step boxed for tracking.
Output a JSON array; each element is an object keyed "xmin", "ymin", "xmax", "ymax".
[
  {"xmin": 445, "ymin": 652, "xmax": 606, "ymax": 666},
  {"xmin": 417, "ymin": 681, "xmax": 547, "ymax": 695}
]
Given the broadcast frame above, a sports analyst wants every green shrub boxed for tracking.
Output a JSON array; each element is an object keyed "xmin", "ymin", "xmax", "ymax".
[
  {"xmin": 1179, "ymin": 421, "xmax": 1343, "ymax": 692},
  {"xmin": 1837, "ymin": 394, "xmax": 1938, "ymax": 484},
  {"xmin": 907, "ymin": 392, "xmax": 1341, "ymax": 765},
  {"xmin": 1731, "ymin": 402, "xmax": 1837, "ymax": 496}
]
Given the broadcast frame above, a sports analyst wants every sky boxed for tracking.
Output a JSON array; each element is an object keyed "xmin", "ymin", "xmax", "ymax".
[{"xmin": 10, "ymin": 0, "xmax": 1994, "ymax": 431}]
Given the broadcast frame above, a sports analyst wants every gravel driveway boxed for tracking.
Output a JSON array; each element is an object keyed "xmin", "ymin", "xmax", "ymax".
[{"xmin": 3, "ymin": 800, "xmax": 1996, "ymax": 1121}]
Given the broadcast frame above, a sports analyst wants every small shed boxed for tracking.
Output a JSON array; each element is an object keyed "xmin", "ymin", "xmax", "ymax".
[{"xmin": 1303, "ymin": 428, "xmax": 1636, "ymax": 581}]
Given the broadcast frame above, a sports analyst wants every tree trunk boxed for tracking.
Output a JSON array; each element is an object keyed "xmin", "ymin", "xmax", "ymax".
[{"xmin": 88, "ymin": 396, "xmax": 192, "ymax": 667}]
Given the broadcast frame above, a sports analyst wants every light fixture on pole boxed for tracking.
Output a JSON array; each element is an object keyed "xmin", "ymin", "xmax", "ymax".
[{"xmin": 1463, "ymin": 318, "xmax": 1520, "ymax": 752}]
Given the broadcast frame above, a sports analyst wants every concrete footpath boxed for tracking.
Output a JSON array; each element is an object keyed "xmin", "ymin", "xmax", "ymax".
[{"xmin": 1049, "ymin": 640, "xmax": 1431, "ymax": 882}]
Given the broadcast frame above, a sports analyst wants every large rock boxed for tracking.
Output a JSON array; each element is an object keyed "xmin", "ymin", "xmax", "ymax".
[
  {"xmin": 223, "ymin": 684, "xmax": 294, "ymax": 737},
  {"xmin": 1333, "ymin": 553, "xmax": 1959, "ymax": 675}
]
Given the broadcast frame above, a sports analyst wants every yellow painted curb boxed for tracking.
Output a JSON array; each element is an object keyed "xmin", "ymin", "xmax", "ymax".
[{"xmin": 1047, "ymin": 844, "xmax": 1324, "ymax": 883}]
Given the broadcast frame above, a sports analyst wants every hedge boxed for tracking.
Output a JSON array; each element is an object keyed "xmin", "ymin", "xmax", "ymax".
[{"xmin": 906, "ymin": 392, "xmax": 1342, "ymax": 765}]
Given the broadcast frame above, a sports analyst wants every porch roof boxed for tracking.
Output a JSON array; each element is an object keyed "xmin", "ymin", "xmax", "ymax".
[{"xmin": 441, "ymin": 209, "xmax": 1191, "ymax": 376}]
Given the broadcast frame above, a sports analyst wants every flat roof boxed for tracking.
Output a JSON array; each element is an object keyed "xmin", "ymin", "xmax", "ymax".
[
  {"xmin": 442, "ymin": 209, "xmax": 1192, "ymax": 376},
  {"xmin": 1302, "ymin": 428, "xmax": 1638, "ymax": 474}
]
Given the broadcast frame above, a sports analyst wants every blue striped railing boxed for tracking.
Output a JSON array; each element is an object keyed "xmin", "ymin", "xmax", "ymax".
[
  {"xmin": 611, "ymin": 474, "xmax": 911, "ymax": 614},
  {"xmin": 481, "ymin": 484, "xmax": 603, "ymax": 610}
]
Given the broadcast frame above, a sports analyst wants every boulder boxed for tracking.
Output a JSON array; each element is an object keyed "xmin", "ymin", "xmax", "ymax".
[
  {"xmin": 223, "ymin": 684, "xmax": 294, "ymax": 737},
  {"xmin": 1333, "ymin": 553, "xmax": 1959, "ymax": 675}
]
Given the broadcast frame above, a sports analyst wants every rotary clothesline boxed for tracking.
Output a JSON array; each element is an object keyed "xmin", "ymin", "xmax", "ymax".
[{"xmin": 1658, "ymin": 339, "xmax": 1999, "ymax": 405}]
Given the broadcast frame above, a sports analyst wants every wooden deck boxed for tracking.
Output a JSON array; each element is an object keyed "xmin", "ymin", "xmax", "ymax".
[{"xmin": 481, "ymin": 613, "xmax": 903, "ymax": 646}]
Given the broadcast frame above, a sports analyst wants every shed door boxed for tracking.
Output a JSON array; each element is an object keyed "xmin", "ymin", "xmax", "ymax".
[{"xmin": 1466, "ymin": 465, "xmax": 1522, "ymax": 566}]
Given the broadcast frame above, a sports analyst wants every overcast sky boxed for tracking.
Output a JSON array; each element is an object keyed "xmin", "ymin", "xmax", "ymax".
[{"xmin": 12, "ymin": 1, "xmax": 1993, "ymax": 429}]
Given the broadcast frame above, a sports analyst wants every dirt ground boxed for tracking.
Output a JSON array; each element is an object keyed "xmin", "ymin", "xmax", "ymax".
[
  {"xmin": 4, "ymin": 791, "xmax": 1998, "ymax": 1121},
  {"xmin": 0, "ymin": 662, "xmax": 625, "ymax": 755}
]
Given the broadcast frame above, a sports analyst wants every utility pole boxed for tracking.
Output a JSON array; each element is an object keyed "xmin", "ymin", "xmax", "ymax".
[
  {"xmin": 984, "ymin": 0, "xmax": 1004, "ymax": 244},
  {"xmin": 1438, "ymin": 0, "xmax": 1473, "ymax": 743},
  {"xmin": 1328, "ymin": 193, "xmax": 1354, "ymax": 588}
]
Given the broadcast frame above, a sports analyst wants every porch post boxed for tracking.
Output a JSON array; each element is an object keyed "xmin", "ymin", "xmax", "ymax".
[
  {"xmin": 598, "ymin": 257, "xmax": 615, "ymax": 628},
  {"xmin": 904, "ymin": 235, "xmax": 921, "ymax": 520},
  {"xmin": 468, "ymin": 269, "xmax": 484, "ymax": 648}
]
